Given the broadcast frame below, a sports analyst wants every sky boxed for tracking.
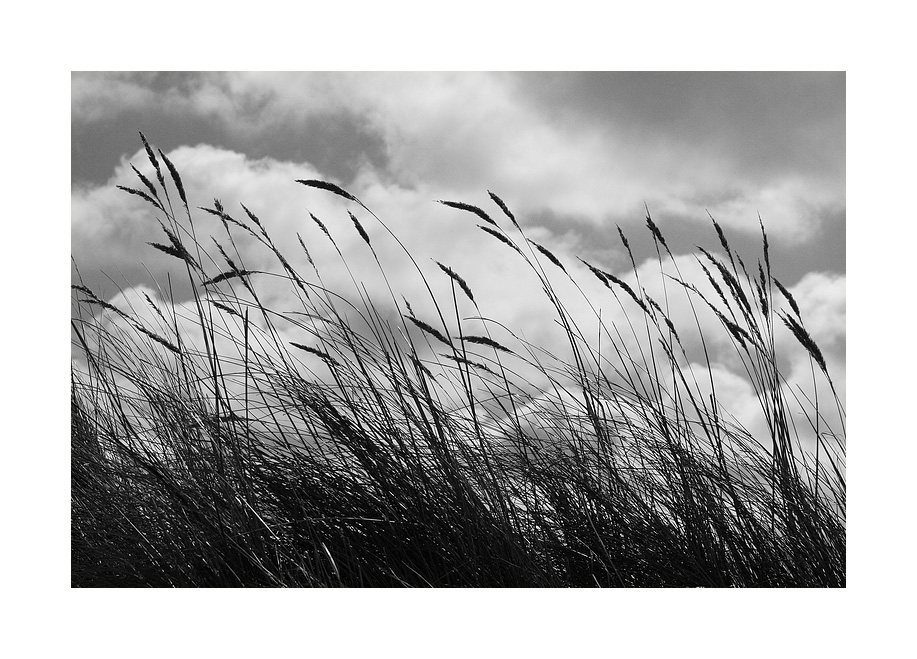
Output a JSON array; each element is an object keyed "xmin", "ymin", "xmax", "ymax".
[
  {"xmin": 72, "ymin": 72, "xmax": 845, "ymax": 283},
  {"xmin": 73, "ymin": 72, "xmax": 845, "ymax": 273},
  {"xmin": 71, "ymin": 71, "xmax": 846, "ymax": 447}
]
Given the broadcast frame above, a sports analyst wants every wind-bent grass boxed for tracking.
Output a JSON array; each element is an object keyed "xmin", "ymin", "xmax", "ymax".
[{"xmin": 71, "ymin": 136, "xmax": 845, "ymax": 587}]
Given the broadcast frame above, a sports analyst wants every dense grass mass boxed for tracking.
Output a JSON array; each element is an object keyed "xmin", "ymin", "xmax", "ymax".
[{"xmin": 71, "ymin": 136, "xmax": 845, "ymax": 587}]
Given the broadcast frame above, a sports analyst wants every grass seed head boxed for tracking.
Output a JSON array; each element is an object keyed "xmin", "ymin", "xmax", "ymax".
[
  {"xmin": 296, "ymin": 179, "xmax": 358, "ymax": 203},
  {"xmin": 438, "ymin": 199, "xmax": 498, "ymax": 227},
  {"xmin": 436, "ymin": 261, "xmax": 475, "ymax": 303},
  {"xmin": 158, "ymin": 149, "xmax": 187, "ymax": 207},
  {"xmin": 487, "ymin": 190, "xmax": 519, "ymax": 229}
]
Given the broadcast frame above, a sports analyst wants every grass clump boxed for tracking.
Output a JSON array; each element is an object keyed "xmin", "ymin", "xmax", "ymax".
[{"xmin": 71, "ymin": 136, "xmax": 845, "ymax": 587}]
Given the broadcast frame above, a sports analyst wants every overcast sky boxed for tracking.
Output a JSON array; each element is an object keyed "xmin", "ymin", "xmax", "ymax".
[
  {"xmin": 71, "ymin": 71, "xmax": 845, "ymax": 443},
  {"xmin": 73, "ymin": 72, "xmax": 844, "ymax": 273}
]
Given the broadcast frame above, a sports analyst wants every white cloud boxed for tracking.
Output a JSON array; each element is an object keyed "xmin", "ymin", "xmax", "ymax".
[{"xmin": 784, "ymin": 272, "xmax": 846, "ymax": 351}]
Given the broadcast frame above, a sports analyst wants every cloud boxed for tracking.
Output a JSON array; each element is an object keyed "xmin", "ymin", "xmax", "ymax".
[
  {"xmin": 783, "ymin": 272, "xmax": 846, "ymax": 352},
  {"xmin": 72, "ymin": 72, "xmax": 845, "ymax": 243},
  {"xmin": 72, "ymin": 73, "xmax": 158, "ymax": 122},
  {"xmin": 224, "ymin": 72, "xmax": 843, "ymax": 239}
]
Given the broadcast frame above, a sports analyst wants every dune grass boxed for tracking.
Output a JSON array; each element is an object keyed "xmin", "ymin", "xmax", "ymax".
[{"xmin": 71, "ymin": 135, "xmax": 845, "ymax": 587}]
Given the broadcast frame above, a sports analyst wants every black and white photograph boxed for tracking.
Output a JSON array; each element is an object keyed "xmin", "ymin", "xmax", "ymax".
[{"xmin": 71, "ymin": 71, "xmax": 846, "ymax": 590}]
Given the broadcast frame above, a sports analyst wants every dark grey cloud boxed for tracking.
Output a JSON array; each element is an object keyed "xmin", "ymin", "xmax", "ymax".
[
  {"xmin": 513, "ymin": 72, "xmax": 845, "ymax": 180},
  {"xmin": 72, "ymin": 107, "xmax": 224, "ymax": 187},
  {"xmin": 245, "ymin": 111, "xmax": 389, "ymax": 183}
]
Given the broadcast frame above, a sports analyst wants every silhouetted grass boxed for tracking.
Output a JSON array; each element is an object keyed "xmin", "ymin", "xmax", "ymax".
[{"xmin": 71, "ymin": 136, "xmax": 845, "ymax": 587}]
